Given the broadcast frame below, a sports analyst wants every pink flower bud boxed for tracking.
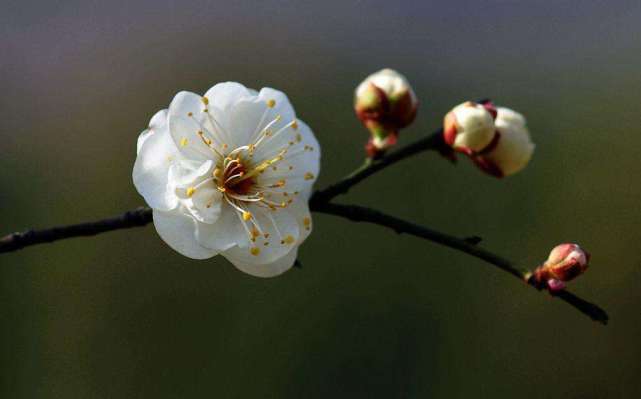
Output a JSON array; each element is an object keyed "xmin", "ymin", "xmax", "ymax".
[
  {"xmin": 443, "ymin": 101, "xmax": 497, "ymax": 155},
  {"xmin": 355, "ymin": 69, "xmax": 418, "ymax": 157},
  {"xmin": 530, "ymin": 243, "xmax": 590, "ymax": 291},
  {"xmin": 471, "ymin": 107, "xmax": 535, "ymax": 177}
]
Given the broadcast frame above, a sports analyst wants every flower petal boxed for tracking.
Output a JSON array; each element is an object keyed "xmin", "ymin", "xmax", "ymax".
[
  {"xmin": 486, "ymin": 124, "xmax": 535, "ymax": 176},
  {"xmin": 287, "ymin": 192, "xmax": 313, "ymax": 245},
  {"xmin": 255, "ymin": 119, "xmax": 321, "ymax": 195},
  {"xmin": 225, "ymin": 244, "xmax": 298, "ymax": 278},
  {"xmin": 153, "ymin": 209, "xmax": 217, "ymax": 259},
  {"xmin": 222, "ymin": 205, "xmax": 300, "ymax": 267},
  {"xmin": 168, "ymin": 160, "xmax": 222, "ymax": 224},
  {"xmin": 167, "ymin": 91, "xmax": 229, "ymax": 161},
  {"xmin": 195, "ymin": 203, "xmax": 244, "ymax": 252},
  {"xmin": 203, "ymin": 82, "xmax": 254, "ymax": 111},
  {"xmin": 136, "ymin": 109, "xmax": 168, "ymax": 155},
  {"xmin": 188, "ymin": 185, "xmax": 222, "ymax": 224},
  {"xmin": 133, "ymin": 116, "xmax": 181, "ymax": 211},
  {"xmin": 169, "ymin": 159, "xmax": 214, "ymax": 189}
]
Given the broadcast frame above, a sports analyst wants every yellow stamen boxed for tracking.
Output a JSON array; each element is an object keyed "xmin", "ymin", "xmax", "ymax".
[
  {"xmin": 201, "ymin": 97, "xmax": 209, "ymax": 105},
  {"xmin": 186, "ymin": 187, "xmax": 196, "ymax": 197},
  {"xmin": 304, "ymin": 172, "xmax": 315, "ymax": 180},
  {"xmin": 250, "ymin": 247, "xmax": 260, "ymax": 256},
  {"xmin": 283, "ymin": 235, "xmax": 295, "ymax": 245},
  {"xmin": 242, "ymin": 211, "xmax": 252, "ymax": 221},
  {"xmin": 180, "ymin": 137, "xmax": 188, "ymax": 147},
  {"xmin": 267, "ymin": 99, "xmax": 276, "ymax": 108}
]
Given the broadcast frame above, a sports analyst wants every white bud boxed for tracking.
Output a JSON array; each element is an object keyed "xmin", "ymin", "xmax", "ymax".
[
  {"xmin": 479, "ymin": 107, "xmax": 535, "ymax": 176},
  {"xmin": 354, "ymin": 68, "xmax": 418, "ymax": 157},
  {"xmin": 356, "ymin": 68, "xmax": 416, "ymax": 103},
  {"xmin": 443, "ymin": 101, "xmax": 496, "ymax": 154}
]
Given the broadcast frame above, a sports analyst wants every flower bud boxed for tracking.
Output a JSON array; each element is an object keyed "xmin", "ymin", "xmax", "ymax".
[
  {"xmin": 472, "ymin": 107, "xmax": 535, "ymax": 177},
  {"xmin": 529, "ymin": 243, "xmax": 590, "ymax": 292},
  {"xmin": 355, "ymin": 68, "xmax": 418, "ymax": 156},
  {"xmin": 443, "ymin": 101, "xmax": 497, "ymax": 155}
]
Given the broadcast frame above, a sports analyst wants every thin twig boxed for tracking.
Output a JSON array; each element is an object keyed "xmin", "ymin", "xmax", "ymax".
[
  {"xmin": 313, "ymin": 202, "xmax": 609, "ymax": 324},
  {"xmin": 310, "ymin": 128, "xmax": 446, "ymax": 206},
  {"xmin": 0, "ymin": 201, "xmax": 609, "ymax": 323},
  {"xmin": 0, "ymin": 208, "xmax": 152, "ymax": 253}
]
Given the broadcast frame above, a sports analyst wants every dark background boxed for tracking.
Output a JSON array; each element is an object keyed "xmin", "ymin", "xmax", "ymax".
[{"xmin": 1, "ymin": 1, "xmax": 640, "ymax": 397}]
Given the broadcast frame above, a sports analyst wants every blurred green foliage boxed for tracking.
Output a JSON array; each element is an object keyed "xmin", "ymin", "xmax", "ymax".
[{"xmin": 1, "ymin": 1, "xmax": 640, "ymax": 397}]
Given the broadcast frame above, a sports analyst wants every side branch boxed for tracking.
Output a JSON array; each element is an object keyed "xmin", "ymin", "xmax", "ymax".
[
  {"xmin": 310, "ymin": 128, "xmax": 446, "ymax": 205},
  {"xmin": 0, "ymin": 208, "xmax": 152, "ymax": 253},
  {"xmin": 314, "ymin": 202, "xmax": 609, "ymax": 324},
  {"xmin": 0, "ymin": 202, "xmax": 610, "ymax": 324}
]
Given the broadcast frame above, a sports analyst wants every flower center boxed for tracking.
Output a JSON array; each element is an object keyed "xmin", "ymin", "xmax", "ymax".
[{"xmin": 219, "ymin": 157, "xmax": 254, "ymax": 196}]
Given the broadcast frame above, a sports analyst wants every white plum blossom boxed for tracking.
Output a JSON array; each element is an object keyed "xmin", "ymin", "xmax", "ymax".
[
  {"xmin": 133, "ymin": 82, "xmax": 320, "ymax": 277},
  {"xmin": 474, "ymin": 107, "xmax": 535, "ymax": 177}
]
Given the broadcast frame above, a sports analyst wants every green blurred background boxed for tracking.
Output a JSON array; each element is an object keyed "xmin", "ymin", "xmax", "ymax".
[{"xmin": 1, "ymin": 1, "xmax": 640, "ymax": 397}]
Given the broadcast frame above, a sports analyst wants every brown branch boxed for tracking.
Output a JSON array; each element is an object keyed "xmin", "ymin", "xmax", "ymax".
[
  {"xmin": 313, "ymin": 202, "xmax": 608, "ymax": 324},
  {"xmin": 309, "ymin": 128, "xmax": 447, "ymax": 206},
  {"xmin": 0, "ymin": 208, "xmax": 152, "ymax": 253}
]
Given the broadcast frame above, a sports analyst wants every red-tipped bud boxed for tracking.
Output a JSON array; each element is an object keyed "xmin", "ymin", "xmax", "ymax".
[
  {"xmin": 355, "ymin": 69, "xmax": 418, "ymax": 157},
  {"xmin": 443, "ymin": 101, "xmax": 496, "ymax": 155},
  {"xmin": 530, "ymin": 243, "xmax": 590, "ymax": 292},
  {"xmin": 471, "ymin": 107, "xmax": 535, "ymax": 178}
]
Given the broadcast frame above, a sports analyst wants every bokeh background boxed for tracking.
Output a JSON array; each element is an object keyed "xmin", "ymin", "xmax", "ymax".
[{"xmin": 1, "ymin": 1, "xmax": 640, "ymax": 397}]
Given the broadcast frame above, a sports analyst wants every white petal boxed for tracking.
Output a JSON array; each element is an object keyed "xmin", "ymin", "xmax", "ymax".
[
  {"xmin": 167, "ymin": 91, "xmax": 232, "ymax": 161},
  {"xmin": 168, "ymin": 160, "xmax": 222, "ymax": 224},
  {"xmin": 222, "ymin": 206, "xmax": 300, "ymax": 267},
  {"xmin": 195, "ymin": 203, "xmax": 244, "ymax": 252},
  {"xmin": 203, "ymin": 82, "xmax": 254, "ymax": 111},
  {"xmin": 208, "ymin": 87, "xmax": 296, "ymax": 150},
  {"xmin": 225, "ymin": 245, "xmax": 298, "ymax": 278},
  {"xmin": 133, "ymin": 122, "xmax": 180, "ymax": 211},
  {"xmin": 169, "ymin": 160, "xmax": 214, "ymax": 189},
  {"xmin": 136, "ymin": 110, "xmax": 168, "ymax": 154},
  {"xmin": 255, "ymin": 119, "xmax": 321, "ymax": 194},
  {"xmin": 257, "ymin": 88, "xmax": 296, "ymax": 123},
  {"xmin": 188, "ymin": 185, "xmax": 222, "ymax": 224},
  {"xmin": 168, "ymin": 91, "xmax": 207, "ymax": 121},
  {"xmin": 287, "ymin": 194, "xmax": 313, "ymax": 244},
  {"xmin": 222, "ymin": 99, "xmax": 273, "ymax": 149},
  {"xmin": 153, "ymin": 209, "xmax": 217, "ymax": 259},
  {"xmin": 168, "ymin": 114, "xmax": 218, "ymax": 162},
  {"xmin": 487, "ymin": 124, "xmax": 535, "ymax": 176},
  {"xmin": 496, "ymin": 107, "xmax": 526, "ymax": 128}
]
